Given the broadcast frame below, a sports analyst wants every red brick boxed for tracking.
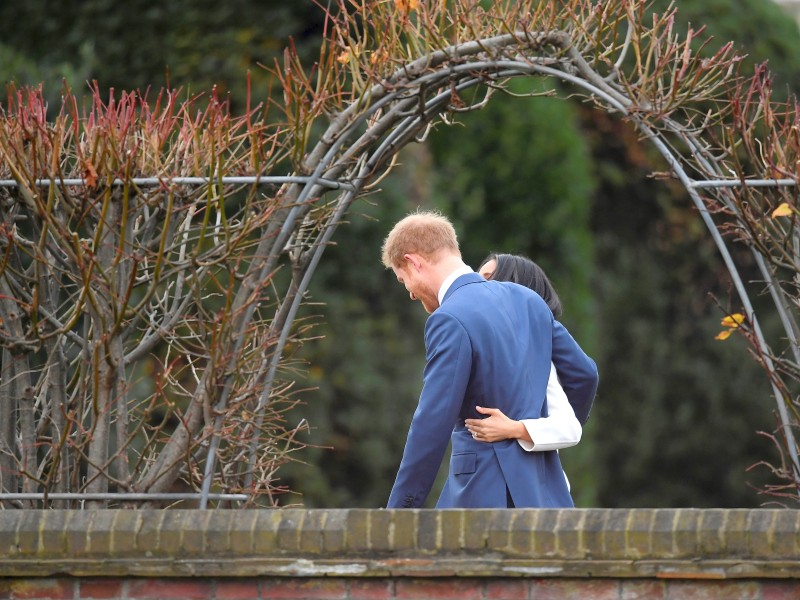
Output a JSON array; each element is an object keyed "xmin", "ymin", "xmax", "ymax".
[
  {"xmin": 260, "ymin": 579, "xmax": 348, "ymax": 599},
  {"xmin": 485, "ymin": 579, "xmax": 528, "ymax": 600},
  {"xmin": 6, "ymin": 579, "xmax": 74, "ymax": 600},
  {"xmin": 530, "ymin": 578, "xmax": 619, "ymax": 600},
  {"xmin": 663, "ymin": 581, "xmax": 760, "ymax": 600},
  {"xmin": 79, "ymin": 579, "xmax": 125, "ymax": 599},
  {"xmin": 395, "ymin": 579, "xmax": 483, "ymax": 600},
  {"xmin": 621, "ymin": 580, "xmax": 666, "ymax": 599},
  {"xmin": 215, "ymin": 579, "xmax": 261, "ymax": 600},
  {"xmin": 126, "ymin": 578, "xmax": 213, "ymax": 599},
  {"xmin": 348, "ymin": 579, "xmax": 393, "ymax": 600},
  {"xmin": 763, "ymin": 581, "xmax": 800, "ymax": 600}
]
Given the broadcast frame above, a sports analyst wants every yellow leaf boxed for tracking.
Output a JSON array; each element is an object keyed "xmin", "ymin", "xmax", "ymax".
[
  {"xmin": 336, "ymin": 50, "xmax": 351, "ymax": 64},
  {"xmin": 369, "ymin": 48, "xmax": 387, "ymax": 65},
  {"xmin": 715, "ymin": 330, "xmax": 733, "ymax": 341},
  {"xmin": 772, "ymin": 202, "xmax": 793, "ymax": 218},
  {"xmin": 83, "ymin": 160, "xmax": 98, "ymax": 189},
  {"xmin": 394, "ymin": 0, "xmax": 419, "ymax": 12},
  {"xmin": 720, "ymin": 313, "xmax": 745, "ymax": 328}
]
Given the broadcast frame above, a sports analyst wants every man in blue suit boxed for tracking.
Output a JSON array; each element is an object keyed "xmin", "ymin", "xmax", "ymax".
[{"xmin": 381, "ymin": 211, "xmax": 598, "ymax": 508}]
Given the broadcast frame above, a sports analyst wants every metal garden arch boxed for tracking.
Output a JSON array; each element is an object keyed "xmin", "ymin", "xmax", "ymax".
[{"xmin": 0, "ymin": 0, "xmax": 797, "ymax": 506}]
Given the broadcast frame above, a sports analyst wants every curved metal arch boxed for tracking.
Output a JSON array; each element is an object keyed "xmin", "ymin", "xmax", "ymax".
[
  {"xmin": 3, "ymin": 6, "xmax": 796, "ymax": 506},
  {"xmin": 217, "ymin": 25, "xmax": 800, "ymax": 505},
  {"xmin": 0, "ymin": 33, "xmax": 795, "ymax": 504}
]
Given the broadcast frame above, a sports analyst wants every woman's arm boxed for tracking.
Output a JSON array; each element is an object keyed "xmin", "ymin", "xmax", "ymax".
[
  {"xmin": 464, "ymin": 363, "xmax": 582, "ymax": 451},
  {"xmin": 517, "ymin": 363, "xmax": 581, "ymax": 451}
]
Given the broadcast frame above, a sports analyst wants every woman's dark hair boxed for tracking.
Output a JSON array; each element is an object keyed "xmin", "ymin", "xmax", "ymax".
[{"xmin": 480, "ymin": 253, "xmax": 563, "ymax": 318}]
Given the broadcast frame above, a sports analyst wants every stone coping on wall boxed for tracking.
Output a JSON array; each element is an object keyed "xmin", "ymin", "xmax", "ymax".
[{"xmin": 0, "ymin": 508, "xmax": 799, "ymax": 579}]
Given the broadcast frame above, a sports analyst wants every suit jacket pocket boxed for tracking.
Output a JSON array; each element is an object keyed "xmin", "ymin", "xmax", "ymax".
[{"xmin": 451, "ymin": 452, "xmax": 477, "ymax": 475}]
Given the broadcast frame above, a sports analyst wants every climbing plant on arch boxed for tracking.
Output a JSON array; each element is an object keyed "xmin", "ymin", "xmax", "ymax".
[{"xmin": 0, "ymin": 0, "xmax": 798, "ymax": 507}]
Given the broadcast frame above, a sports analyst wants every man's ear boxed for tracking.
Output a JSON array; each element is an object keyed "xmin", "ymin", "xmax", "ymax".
[{"xmin": 403, "ymin": 253, "xmax": 422, "ymax": 271}]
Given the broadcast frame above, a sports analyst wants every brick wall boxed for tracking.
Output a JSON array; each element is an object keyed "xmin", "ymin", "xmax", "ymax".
[{"xmin": 1, "ymin": 509, "xmax": 799, "ymax": 599}]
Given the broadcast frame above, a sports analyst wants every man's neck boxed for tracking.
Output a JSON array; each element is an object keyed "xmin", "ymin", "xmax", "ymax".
[
  {"xmin": 434, "ymin": 256, "xmax": 473, "ymax": 305},
  {"xmin": 430, "ymin": 255, "xmax": 468, "ymax": 291}
]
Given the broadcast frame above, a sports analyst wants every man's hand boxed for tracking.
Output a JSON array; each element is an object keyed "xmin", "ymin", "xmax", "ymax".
[{"xmin": 465, "ymin": 406, "xmax": 532, "ymax": 444}]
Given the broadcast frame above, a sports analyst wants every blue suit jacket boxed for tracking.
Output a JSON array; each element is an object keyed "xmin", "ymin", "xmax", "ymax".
[{"xmin": 386, "ymin": 272, "xmax": 599, "ymax": 509}]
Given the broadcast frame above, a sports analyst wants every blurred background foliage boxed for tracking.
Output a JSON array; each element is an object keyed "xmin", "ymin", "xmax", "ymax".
[{"xmin": 2, "ymin": 0, "xmax": 799, "ymax": 508}]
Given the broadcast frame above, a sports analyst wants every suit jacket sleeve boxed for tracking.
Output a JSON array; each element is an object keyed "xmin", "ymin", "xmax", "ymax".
[
  {"xmin": 387, "ymin": 311, "xmax": 472, "ymax": 508},
  {"xmin": 551, "ymin": 319, "xmax": 599, "ymax": 426}
]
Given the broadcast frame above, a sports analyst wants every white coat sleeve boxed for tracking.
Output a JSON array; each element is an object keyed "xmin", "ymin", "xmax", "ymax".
[{"xmin": 517, "ymin": 362, "xmax": 582, "ymax": 452}]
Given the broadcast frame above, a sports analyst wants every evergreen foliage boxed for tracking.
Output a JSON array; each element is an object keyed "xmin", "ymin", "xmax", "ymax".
[
  {"xmin": 582, "ymin": 0, "xmax": 800, "ymax": 507},
  {"xmin": 0, "ymin": 0, "xmax": 323, "ymax": 111}
]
